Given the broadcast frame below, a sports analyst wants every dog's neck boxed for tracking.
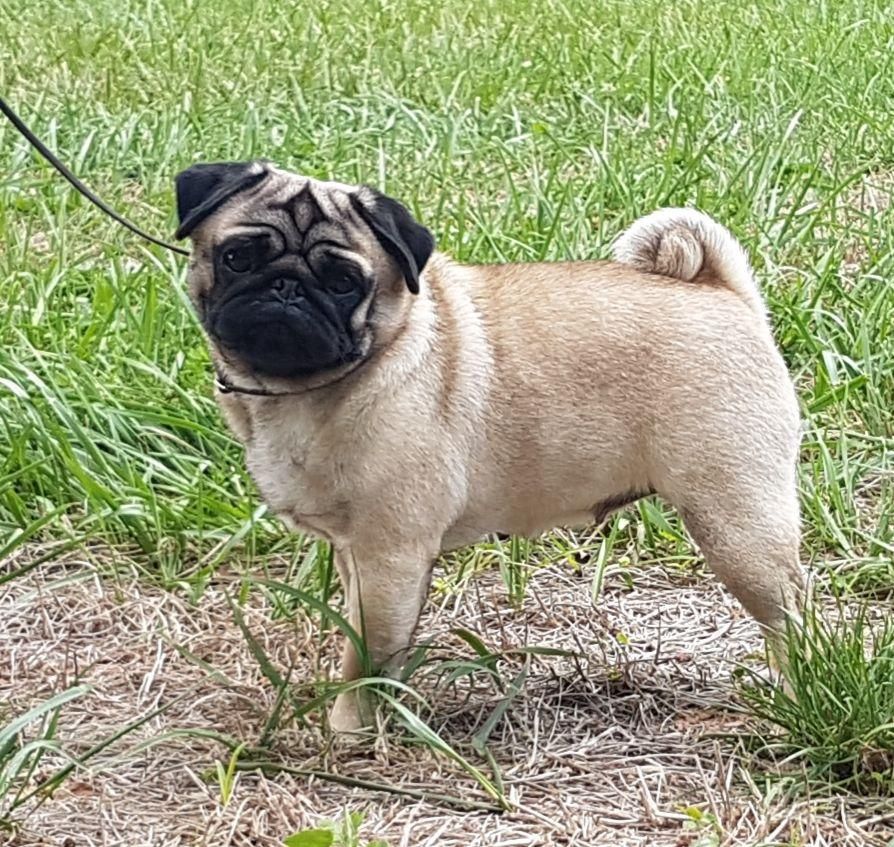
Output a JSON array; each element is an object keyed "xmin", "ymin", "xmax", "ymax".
[{"xmin": 213, "ymin": 356, "xmax": 373, "ymax": 399}]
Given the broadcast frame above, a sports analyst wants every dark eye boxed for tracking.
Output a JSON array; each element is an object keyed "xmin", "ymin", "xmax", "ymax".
[
  {"xmin": 325, "ymin": 266, "xmax": 362, "ymax": 296},
  {"xmin": 222, "ymin": 244, "xmax": 254, "ymax": 273}
]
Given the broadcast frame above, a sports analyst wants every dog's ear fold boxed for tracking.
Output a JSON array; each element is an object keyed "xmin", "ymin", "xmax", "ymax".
[
  {"xmin": 174, "ymin": 161, "xmax": 270, "ymax": 239},
  {"xmin": 350, "ymin": 188, "xmax": 434, "ymax": 294}
]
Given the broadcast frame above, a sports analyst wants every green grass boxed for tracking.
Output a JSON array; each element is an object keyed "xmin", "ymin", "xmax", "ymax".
[
  {"xmin": 285, "ymin": 810, "xmax": 389, "ymax": 847},
  {"xmin": 0, "ymin": 684, "xmax": 90, "ymax": 827},
  {"xmin": 2, "ymin": 0, "xmax": 894, "ymax": 824},
  {"xmin": 741, "ymin": 600, "xmax": 894, "ymax": 793}
]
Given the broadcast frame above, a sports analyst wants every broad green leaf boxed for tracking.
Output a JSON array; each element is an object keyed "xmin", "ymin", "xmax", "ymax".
[{"xmin": 283, "ymin": 829, "xmax": 334, "ymax": 847}]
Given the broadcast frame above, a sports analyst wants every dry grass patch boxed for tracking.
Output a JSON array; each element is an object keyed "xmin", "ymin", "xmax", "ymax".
[{"xmin": 2, "ymin": 550, "xmax": 892, "ymax": 847}]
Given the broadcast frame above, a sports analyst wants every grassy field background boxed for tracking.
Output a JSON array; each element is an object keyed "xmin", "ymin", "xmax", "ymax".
[{"xmin": 2, "ymin": 0, "xmax": 894, "ymax": 844}]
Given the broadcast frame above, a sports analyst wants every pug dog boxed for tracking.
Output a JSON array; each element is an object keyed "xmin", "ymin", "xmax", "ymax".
[{"xmin": 174, "ymin": 160, "xmax": 804, "ymax": 732}]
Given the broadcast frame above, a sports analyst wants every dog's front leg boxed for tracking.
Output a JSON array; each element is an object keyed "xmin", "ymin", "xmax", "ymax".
[{"xmin": 329, "ymin": 541, "xmax": 437, "ymax": 733}]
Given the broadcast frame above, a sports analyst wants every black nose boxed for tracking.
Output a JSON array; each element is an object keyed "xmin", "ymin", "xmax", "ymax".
[{"xmin": 272, "ymin": 278, "xmax": 304, "ymax": 300}]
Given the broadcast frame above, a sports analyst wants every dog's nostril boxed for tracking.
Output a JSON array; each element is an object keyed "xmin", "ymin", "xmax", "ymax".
[{"xmin": 272, "ymin": 278, "xmax": 305, "ymax": 299}]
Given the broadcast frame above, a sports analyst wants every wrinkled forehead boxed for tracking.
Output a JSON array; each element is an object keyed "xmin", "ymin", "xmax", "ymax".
[{"xmin": 204, "ymin": 169, "xmax": 363, "ymax": 246}]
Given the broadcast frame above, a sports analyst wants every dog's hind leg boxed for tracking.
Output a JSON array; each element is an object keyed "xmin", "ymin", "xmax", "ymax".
[
  {"xmin": 677, "ymin": 492, "xmax": 804, "ymax": 671},
  {"xmin": 658, "ymin": 448, "xmax": 805, "ymax": 675}
]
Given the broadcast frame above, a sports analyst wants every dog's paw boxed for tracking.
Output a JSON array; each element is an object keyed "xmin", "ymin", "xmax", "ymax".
[
  {"xmin": 737, "ymin": 663, "xmax": 779, "ymax": 687},
  {"xmin": 328, "ymin": 689, "xmax": 375, "ymax": 735},
  {"xmin": 735, "ymin": 662, "xmax": 796, "ymax": 699}
]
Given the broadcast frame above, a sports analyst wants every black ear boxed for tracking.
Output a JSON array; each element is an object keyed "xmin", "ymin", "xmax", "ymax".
[
  {"xmin": 174, "ymin": 161, "xmax": 270, "ymax": 239},
  {"xmin": 350, "ymin": 188, "xmax": 434, "ymax": 294}
]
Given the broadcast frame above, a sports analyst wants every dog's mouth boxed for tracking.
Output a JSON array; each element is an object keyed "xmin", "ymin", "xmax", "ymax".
[{"xmin": 207, "ymin": 286, "xmax": 369, "ymax": 382}]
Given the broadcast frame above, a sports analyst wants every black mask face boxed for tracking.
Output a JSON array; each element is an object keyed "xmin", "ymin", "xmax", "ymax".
[{"xmin": 206, "ymin": 228, "xmax": 370, "ymax": 378}]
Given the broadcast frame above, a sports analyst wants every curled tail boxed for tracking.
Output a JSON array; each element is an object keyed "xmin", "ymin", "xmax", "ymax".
[{"xmin": 612, "ymin": 208, "xmax": 766, "ymax": 318}]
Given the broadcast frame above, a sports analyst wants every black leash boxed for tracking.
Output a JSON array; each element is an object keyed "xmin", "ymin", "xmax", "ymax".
[{"xmin": 0, "ymin": 95, "xmax": 189, "ymax": 256}]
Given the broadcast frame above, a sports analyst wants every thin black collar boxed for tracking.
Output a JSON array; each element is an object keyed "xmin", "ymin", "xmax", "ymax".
[
  {"xmin": 214, "ymin": 351, "xmax": 373, "ymax": 398},
  {"xmin": 214, "ymin": 371, "xmax": 301, "ymax": 397}
]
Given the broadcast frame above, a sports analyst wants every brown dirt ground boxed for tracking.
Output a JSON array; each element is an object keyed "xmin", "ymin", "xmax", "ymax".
[{"xmin": 1, "ymin": 549, "xmax": 892, "ymax": 847}]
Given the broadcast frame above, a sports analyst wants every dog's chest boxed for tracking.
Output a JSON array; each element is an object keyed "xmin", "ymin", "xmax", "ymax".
[{"xmin": 243, "ymin": 405, "xmax": 352, "ymax": 540}]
